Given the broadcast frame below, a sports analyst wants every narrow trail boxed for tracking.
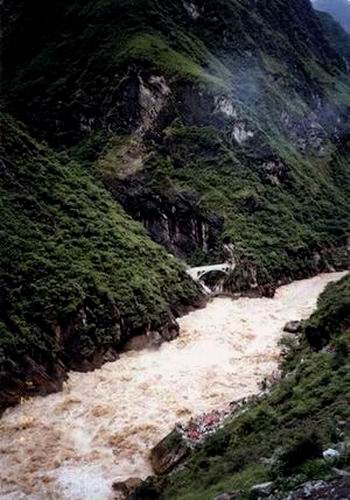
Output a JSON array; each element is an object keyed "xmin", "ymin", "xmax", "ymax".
[{"xmin": 0, "ymin": 272, "xmax": 346, "ymax": 500}]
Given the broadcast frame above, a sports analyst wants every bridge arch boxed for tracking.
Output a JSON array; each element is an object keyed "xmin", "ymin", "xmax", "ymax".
[{"xmin": 186, "ymin": 263, "xmax": 235, "ymax": 294}]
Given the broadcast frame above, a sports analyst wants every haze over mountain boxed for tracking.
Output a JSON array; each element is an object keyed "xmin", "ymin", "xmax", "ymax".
[{"xmin": 313, "ymin": 0, "xmax": 350, "ymax": 33}]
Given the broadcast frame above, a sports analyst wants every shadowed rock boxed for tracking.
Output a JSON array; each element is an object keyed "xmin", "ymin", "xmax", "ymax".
[
  {"xmin": 150, "ymin": 428, "xmax": 191, "ymax": 475},
  {"xmin": 283, "ymin": 321, "xmax": 303, "ymax": 334}
]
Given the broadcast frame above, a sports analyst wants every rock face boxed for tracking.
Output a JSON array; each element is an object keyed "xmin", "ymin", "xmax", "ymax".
[
  {"xmin": 108, "ymin": 178, "xmax": 224, "ymax": 261},
  {"xmin": 112, "ymin": 478, "xmax": 143, "ymax": 500},
  {"xmin": 323, "ymin": 447, "xmax": 341, "ymax": 460},
  {"xmin": 150, "ymin": 428, "xmax": 191, "ymax": 475},
  {"xmin": 284, "ymin": 477, "xmax": 350, "ymax": 499},
  {"xmin": 123, "ymin": 313, "xmax": 180, "ymax": 351}
]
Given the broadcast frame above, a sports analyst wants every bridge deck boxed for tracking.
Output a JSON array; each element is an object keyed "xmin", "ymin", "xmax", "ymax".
[{"xmin": 186, "ymin": 263, "xmax": 234, "ymax": 282}]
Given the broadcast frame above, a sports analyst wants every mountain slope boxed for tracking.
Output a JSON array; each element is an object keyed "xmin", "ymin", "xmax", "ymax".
[
  {"xmin": 0, "ymin": 114, "xmax": 200, "ymax": 412},
  {"xmin": 317, "ymin": 10, "xmax": 350, "ymax": 63},
  {"xmin": 2, "ymin": 0, "xmax": 350, "ymax": 289}
]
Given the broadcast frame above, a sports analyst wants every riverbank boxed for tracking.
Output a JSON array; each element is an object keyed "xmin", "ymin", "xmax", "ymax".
[{"xmin": 0, "ymin": 272, "xmax": 346, "ymax": 499}]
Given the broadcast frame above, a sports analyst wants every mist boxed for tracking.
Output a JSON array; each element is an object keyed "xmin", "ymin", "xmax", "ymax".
[{"xmin": 312, "ymin": 0, "xmax": 350, "ymax": 33}]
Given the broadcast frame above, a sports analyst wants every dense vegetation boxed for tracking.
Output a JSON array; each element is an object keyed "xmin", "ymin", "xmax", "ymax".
[
  {"xmin": 0, "ymin": 114, "xmax": 200, "ymax": 411},
  {"xmin": 146, "ymin": 273, "xmax": 350, "ymax": 499},
  {"xmin": 3, "ymin": 0, "xmax": 350, "ymax": 282},
  {"xmin": 0, "ymin": 0, "xmax": 349, "ymax": 497},
  {"xmin": 1, "ymin": 0, "xmax": 349, "ymax": 431}
]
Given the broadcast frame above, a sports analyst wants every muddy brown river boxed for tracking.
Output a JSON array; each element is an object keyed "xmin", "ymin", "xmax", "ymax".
[{"xmin": 0, "ymin": 272, "xmax": 346, "ymax": 499}]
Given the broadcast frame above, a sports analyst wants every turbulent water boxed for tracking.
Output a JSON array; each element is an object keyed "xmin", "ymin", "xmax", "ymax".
[{"xmin": 0, "ymin": 273, "xmax": 346, "ymax": 500}]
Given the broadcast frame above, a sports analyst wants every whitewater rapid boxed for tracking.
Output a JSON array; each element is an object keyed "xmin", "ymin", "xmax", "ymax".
[{"xmin": 0, "ymin": 272, "xmax": 346, "ymax": 500}]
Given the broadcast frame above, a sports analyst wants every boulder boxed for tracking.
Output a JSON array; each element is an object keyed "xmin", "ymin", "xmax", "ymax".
[
  {"xmin": 283, "ymin": 321, "xmax": 303, "ymax": 334},
  {"xmin": 112, "ymin": 478, "xmax": 143, "ymax": 499},
  {"xmin": 323, "ymin": 448, "xmax": 340, "ymax": 460},
  {"xmin": 150, "ymin": 428, "xmax": 191, "ymax": 475},
  {"xmin": 250, "ymin": 481, "xmax": 274, "ymax": 497}
]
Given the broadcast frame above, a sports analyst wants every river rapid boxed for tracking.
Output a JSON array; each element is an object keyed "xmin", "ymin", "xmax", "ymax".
[{"xmin": 0, "ymin": 272, "xmax": 346, "ymax": 500}]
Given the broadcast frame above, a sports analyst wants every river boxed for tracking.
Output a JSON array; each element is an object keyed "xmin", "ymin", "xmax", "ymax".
[{"xmin": 0, "ymin": 272, "xmax": 346, "ymax": 500}]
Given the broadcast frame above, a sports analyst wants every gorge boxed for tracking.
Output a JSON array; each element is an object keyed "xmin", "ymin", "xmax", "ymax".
[{"xmin": 1, "ymin": 0, "xmax": 350, "ymax": 498}]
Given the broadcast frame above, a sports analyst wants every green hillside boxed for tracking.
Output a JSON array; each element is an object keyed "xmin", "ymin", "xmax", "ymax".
[{"xmin": 0, "ymin": 114, "xmax": 200, "ymax": 412}]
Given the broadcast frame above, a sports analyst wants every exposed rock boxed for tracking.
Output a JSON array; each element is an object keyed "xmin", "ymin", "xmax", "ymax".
[
  {"xmin": 183, "ymin": 1, "xmax": 200, "ymax": 19},
  {"xmin": 103, "ymin": 348, "xmax": 119, "ymax": 363},
  {"xmin": 109, "ymin": 178, "xmax": 224, "ymax": 260},
  {"xmin": 182, "ymin": 408, "xmax": 231, "ymax": 442},
  {"xmin": 250, "ymin": 481, "xmax": 274, "ymax": 497},
  {"xmin": 332, "ymin": 467, "xmax": 350, "ymax": 478},
  {"xmin": 137, "ymin": 75, "xmax": 171, "ymax": 134},
  {"xmin": 123, "ymin": 312, "xmax": 180, "ymax": 351},
  {"xmin": 0, "ymin": 356, "xmax": 67, "ymax": 416},
  {"xmin": 215, "ymin": 96, "xmax": 238, "ymax": 118},
  {"xmin": 113, "ymin": 478, "xmax": 143, "ymax": 499},
  {"xmin": 284, "ymin": 478, "xmax": 350, "ymax": 499},
  {"xmin": 323, "ymin": 448, "xmax": 341, "ymax": 460},
  {"xmin": 259, "ymin": 159, "xmax": 289, "ymax": 186},
  {"xmin": 232, "ymin": 122, "xmax": 255, "ymax": 145},
  {"xmin": 123, "ymin": 332, "xmax": 163, "ymax": 351},
  {"xmin": 283, "ymin": 321, "xmax": 303, "ymax": 334},
  {"xmin": 150, "ymin": 428, "xmax": 191, "ymax": 474}
]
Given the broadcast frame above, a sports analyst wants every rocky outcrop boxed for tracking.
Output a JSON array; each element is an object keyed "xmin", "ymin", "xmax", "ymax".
[
  {"xmin": 112, "ymin": 478, "xmax": 144, "ymax": 500},
  {"xmin": 0, "ymin": 308, "xmax": 187, "ymax": 415},
  {"xmin": 250, "ymin": 482, "xmax": 274, "ymax": 498},
  {"xmin": 0, "ymin": 356, "xmax": 67, "ymax": 415},
  {"xmin": 150, "ymin": 428, "xmax": 191, "ymax": 475},
  {"xmin": 283, "ymin": 321, "xmax": 303, "ymax": 334},
  {"xmin": 284, "ymin": 477, "xmax": 350, "ymax": 499},
  {"xmin": 107, "ymin": 177, "xmax": 223, "ymax": 261}
]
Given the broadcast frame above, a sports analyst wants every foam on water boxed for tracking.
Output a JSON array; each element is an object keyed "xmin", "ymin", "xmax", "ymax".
[{"xmin": 0, "ymin": 272, "xmax": 346, "ymax": 499}]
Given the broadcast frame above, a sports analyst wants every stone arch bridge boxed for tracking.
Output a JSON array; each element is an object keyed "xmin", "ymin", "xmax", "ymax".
[{"xmin": 186, "ymin": 263, "xmax": 235, "ymax": 294}]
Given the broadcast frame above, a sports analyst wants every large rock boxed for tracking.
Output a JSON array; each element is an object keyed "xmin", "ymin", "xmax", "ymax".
[
  {"xmin": 250, "ymin": 481, "xmax": 274, "ymax": 498},
  {"xmin": 283, "ymin": 321, "xmax": 303, "ymax": 334},
  {"xmin": 113, "ymin": 478, "xmax": 143, "ymax": 499},
  {"xmin": 323, "ymin": 448, "xmax": 340, "ymax": 460},
  {"xmin": 150, "ymin": 428, "xmax": 191, "ymax": 475}
]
